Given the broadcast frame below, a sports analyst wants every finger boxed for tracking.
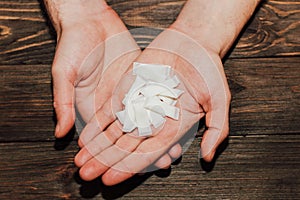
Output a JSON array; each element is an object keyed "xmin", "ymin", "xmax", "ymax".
[
  {"xmin": 52, "ymin": 58, "xmax": 77, "ymax": 138},
  {"xmin": 153, "ymin": 154, "xmax": 172, "ymax": 170},
  {"xmin": 75, "ymin": 121, "xmax": 122, "ymax": 167},
  {"xmin": 153, "ymin": 144, "xmax": 182, "ymax": 170},
  {"xmin": 168, "ymin": 143, "xmax": 182, "ymax": 160},
  {"xmin": 79, "ymin": 133, "xmax": 144, "ymax": 181},
  {"xmin": 101, "ymin": 145, "xmax": 164, "ymax": 186},
  {"xmin": 78, "ymin": 96, "xmax": 117, "ymax": 147},
  {"xmin": 200, "ymin": 92, "xmax": 231, "ymax": 162},
  {"xmin": 101, "ymin": 101, "xmax": 201, "ymax": 185},
  {"xmin": 101, "ymin": 119, "xmax": 180, "ymax": 186}
]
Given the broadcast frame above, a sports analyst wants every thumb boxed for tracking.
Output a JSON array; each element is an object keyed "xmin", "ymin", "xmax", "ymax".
[
  {"xmin": 52, "ymin": 53, "xmax": 77, "ymax": 138},
  {"xmin": 200, "ymin": 92, "xmax": 231, "ymax": 162}
]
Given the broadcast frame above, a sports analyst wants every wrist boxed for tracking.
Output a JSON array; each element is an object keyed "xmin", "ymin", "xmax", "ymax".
[
  {"xmin": 171, "ymin": 0, "xmax": 261, "ymax": 58},
  {"xmin": 43, "ymin": 0, "xmax": 108, "ymax": 34},
  {"xmin": 171, "ymin": 20, "xmax": 227, "ymax": 58}
]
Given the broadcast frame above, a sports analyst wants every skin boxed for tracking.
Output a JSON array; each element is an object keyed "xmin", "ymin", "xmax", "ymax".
[
  {"xmin": 44, "ymin": 0, "xmax": 261, "ymax": 186},
  {"xmin": 43, "ymin": 0, "xmax": 139, "ymax": 136},
  {"xmin": 43, "ymin": 0, "xmax": 181, "ymax": 171},
  {"xmin": 75, "ymin": 30, "xmax": 227, "ymax": 184}
]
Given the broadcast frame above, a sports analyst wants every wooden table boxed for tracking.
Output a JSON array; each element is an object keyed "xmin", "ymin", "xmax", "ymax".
[{"xmin": 1, "ymin": 0, "xmax": 299, "ymax": 199}]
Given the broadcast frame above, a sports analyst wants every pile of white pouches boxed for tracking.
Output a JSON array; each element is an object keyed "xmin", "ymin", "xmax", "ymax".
[{"xmin": 116, "ymin": 62, "xmax": 183, "ymax": 137}]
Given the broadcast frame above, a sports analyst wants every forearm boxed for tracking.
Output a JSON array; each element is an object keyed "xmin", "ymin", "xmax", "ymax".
[{"xmin": 172, "ymin": 0, "xmax": 261, "ymax": 57}]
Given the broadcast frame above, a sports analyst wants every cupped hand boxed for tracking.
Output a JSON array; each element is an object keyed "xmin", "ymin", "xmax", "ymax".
[
  {"xmin": 75, "ymin": 28, "xmax": 231, "ymax": 185},
  {"xmin": 48, "ymin": 0, "xmax": 179, "ymax": 176},
  {"xmin": 49, "ymin": 0, "xmax": 140, "ymax": 137}
]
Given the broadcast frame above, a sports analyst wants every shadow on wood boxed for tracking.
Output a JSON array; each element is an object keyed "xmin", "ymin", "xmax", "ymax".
[
  {"xmin": 74, "ymin": 170, "xmax": 154, "ymax": 199},
  {"xmin": 54, "ymin": 126, "xmax": 77, "ymax": 150},
  {"xmin": 72, "ymin": 158, "xmax": 182, "ymax": 199},
  {"xmin": 200, "ymin": 137, "xmax": 229, "ymax": 172},
  {"xmin": 73, "ymin": 159, "xmax": 179, "ymax": 199}
]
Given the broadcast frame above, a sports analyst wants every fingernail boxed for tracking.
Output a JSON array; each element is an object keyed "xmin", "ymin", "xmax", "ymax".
[
  {"xmin": 208, "ymin": 151, "xmax": 215, "ymax": 162},
  {"xmin": 78, "ymin": 139, "xmax": 83, "ymax": 148},
  {"xmin": 198, "ymin": 148, "xmax": 215, "ymax": 162},
  {"xmin": 204, "ymin": 151, "xmax": 215, "ymax": 162},
  {"xmin": 55, "ymin": 123, "xmax": 60, "ymax": 137}
]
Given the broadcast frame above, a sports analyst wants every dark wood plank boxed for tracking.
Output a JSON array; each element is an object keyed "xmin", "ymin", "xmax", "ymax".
[
  {"xmin": 1, "ymin": 57, "xmax": 299, "ymax": 141},
  {"xmin": 1, "ymin": 0, "xmax": 299, "ymax": 199},
  {"xmin": 0, "ymin": 0, "xmax": 299, "ymax": 65},
  {"xmin": 0, "ymin": 64, "xmax": 56, "ymax": 141},
  {"xmin": 0, "ymin": 0, "xmax": 56, "ymax": 64},
  {"xmin": 230, "ymin": 0, "xmax": 300, "ymax": 58},
  {"xmin": 0, "ymin": 135, "xmax": 299, "ymax": 199},
  {"xmin": 225, "ymin": 57, "xmax": 300, "ymax": 136}
]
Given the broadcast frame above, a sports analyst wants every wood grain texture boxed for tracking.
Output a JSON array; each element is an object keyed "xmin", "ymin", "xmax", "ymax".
[
  {"xmin": 0, "ymin": 135, "xmax": 299, "ymax": 200},
  {"xmin": 225, "ymin": 57, "xmax": 300, "ymax": 136},
  {"xmin": 0, "ymin": 0, "xmax": 55, "ymax": 64},
  {"xmin": 0, "ymin": 64, "xmax": 55, "ymax": 141},
  {"xmin": 1, "ymin": 57, "xmax": 299, "ymax": 141},
  {"xmin": 230, "ymin": 0, "xmax": 300, "ymax": 57},
  {"xmin": 0, "ymin": 0, "xmax": 299, "ymax": 65},
  {"xmin": 0, "ymin": 0, "xmax": 299, "ymax": 199}
]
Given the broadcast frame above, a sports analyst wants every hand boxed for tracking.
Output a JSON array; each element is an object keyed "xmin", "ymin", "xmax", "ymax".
[
  {"xmin": 44, "ymin": 0, "xmax": 140, "ymax": 137},
  {"xmin": 74, "ymin": 27, "xmax": 231, "ymax": 185},
  {"xmin": 45, "ymin": 0, "xmax": 180, "ymax": 175},
  {"xmin": 81, "ymin": 0, "xmax": 259, "ymax": 185},
  {"xmin": 51, "ymin": 0, "xmax": 259, "ymax": 186}
]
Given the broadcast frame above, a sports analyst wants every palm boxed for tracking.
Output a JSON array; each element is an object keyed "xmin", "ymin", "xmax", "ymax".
[{"xmin": 60, "ymin": 24, "xmax": 105, "ymax": 124}]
